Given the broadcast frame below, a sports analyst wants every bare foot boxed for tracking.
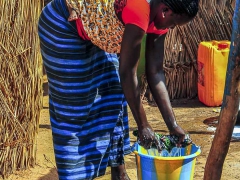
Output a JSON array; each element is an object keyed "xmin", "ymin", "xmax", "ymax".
[
  {"xmin": 111, "ymin": 165, "xmax": 130, "ymax": 180},
  {"xmin": 119, "ymin": 171, "xmax": 130, "ymax": 180}
]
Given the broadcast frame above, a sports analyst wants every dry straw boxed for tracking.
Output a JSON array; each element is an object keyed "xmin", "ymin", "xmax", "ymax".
[
  {"xmin": 0, "ymin": 0, "xmax": 43, "ymax": 178},
  {"xmin": 141, "ymin": 0, "xmax": 235, "ymax": 101}
]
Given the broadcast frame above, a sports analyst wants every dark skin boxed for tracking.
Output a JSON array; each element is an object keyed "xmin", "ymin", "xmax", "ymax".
[
  {"xmin": 116, "ymin": 7, "xmax": 192, "ymax": 180},
  {"xmin": 67, "ymin": 2, "xmax": 194, "ymax": 180},
  {"xmin": 120, "ymin": 3, "xmax": 193, "ymax": 151}
]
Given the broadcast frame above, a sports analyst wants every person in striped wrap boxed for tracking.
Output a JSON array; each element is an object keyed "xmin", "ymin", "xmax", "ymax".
[{"xmin": 38, "ymin": 0, "xmax": 199, "ymax": 179}]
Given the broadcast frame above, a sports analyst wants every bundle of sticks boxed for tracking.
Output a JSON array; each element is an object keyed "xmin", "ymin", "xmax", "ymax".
[{"xmin": 0, "ymin": 0, "xmax": 43, "ymax": 178}]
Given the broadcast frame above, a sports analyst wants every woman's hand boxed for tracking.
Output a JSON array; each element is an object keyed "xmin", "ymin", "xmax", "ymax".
[
  {"xmin": 169, "ymin": 124, "xmax": 186, "ymax": 147},
  {"xmin": 138, "ymin": 124, "xmax": 161, "ymax": 151},
  {"xmin": 67, "ymin": 7, "xmax": 78, "ymax": 21}
]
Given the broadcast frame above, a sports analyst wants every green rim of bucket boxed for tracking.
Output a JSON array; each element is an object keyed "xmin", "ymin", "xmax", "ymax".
[{"xmin": 133, "ymin": 144, "xmax": 201, "ymax": 160}]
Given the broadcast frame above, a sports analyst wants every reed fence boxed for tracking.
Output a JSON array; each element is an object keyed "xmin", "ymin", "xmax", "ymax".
[
  {"xmin": 0, "ymin": 0, "xmax": 43, "ymax": 178},
  {"xmin": 141, "ymin": 0, "xmax": 235, "ymax": 101}
]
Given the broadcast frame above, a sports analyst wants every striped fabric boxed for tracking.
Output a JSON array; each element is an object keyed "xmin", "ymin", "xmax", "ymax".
[{"xmin": 38, "ymin": 0, "xmax": 131, "ymax": 179}]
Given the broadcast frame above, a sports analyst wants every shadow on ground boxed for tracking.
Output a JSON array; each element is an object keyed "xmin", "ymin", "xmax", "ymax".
[{"xmin": 38, "ymin": 168, "xmax": 58, "ymax": 180}]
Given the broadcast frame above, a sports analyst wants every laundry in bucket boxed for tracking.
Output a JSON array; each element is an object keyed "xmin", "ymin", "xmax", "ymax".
[{"xmin": 133, "ymin": 129, "xmax": 192, "ymax": 153}]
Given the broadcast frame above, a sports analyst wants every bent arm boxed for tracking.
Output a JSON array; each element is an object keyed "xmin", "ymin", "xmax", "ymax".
[
  {"xmin": 145, "ymin": 33, "xmax": 177, "ymax": 131},
  {"xmin": 119, "ymin": 24, "xmax": 148, "ymax": 129}
]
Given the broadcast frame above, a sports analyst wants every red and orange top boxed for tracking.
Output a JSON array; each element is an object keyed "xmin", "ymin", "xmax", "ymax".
[{"xmin": 66, "ymin": 0, "xmax": 168, "ymax": 53}]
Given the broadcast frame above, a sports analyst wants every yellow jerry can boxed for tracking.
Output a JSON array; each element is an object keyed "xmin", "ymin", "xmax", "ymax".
[{"xmin": 197, "ymin": 40, "xmax": 230, "ymax": 107}]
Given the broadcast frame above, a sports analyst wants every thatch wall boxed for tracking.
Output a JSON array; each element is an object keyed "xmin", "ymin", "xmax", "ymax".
[
  {"xmin": 142, "ymin": 0, "xmax": 236, "ymax": 100},
  {"xmin": 0, "ymin": 0, "xmax": 43, "ymax": 178},
  {"xmin": 164, "ymin": 0, "xmax": 235, "ymax": 99}
]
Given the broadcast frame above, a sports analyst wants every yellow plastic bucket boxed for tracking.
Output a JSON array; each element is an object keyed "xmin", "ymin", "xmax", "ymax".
[{"xmin": 132, "ymin": 143, "xmax": 201, "ymax": 180}]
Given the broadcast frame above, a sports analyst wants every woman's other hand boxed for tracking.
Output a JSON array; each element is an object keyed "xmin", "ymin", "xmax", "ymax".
[
  {"xmin": 138, "ymin": 124, "xmax": 161, "ymax": 151},
  {"xmin": 169, "ymin": 124, "xmax": 185, "ymax": 147}
]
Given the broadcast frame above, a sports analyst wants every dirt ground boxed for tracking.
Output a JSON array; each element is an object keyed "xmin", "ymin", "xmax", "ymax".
[{"xmin": 4, "ymin": 79, "xmax": 240, "ymax": 180}]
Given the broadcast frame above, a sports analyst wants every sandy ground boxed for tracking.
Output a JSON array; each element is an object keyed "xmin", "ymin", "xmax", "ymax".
[{"xmin": 4, "ymin": 79, "xmax": 240, "ymax": 180}]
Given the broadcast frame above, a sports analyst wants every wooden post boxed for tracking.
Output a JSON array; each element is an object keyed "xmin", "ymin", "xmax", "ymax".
[{"xmin": 204, "ymin": 1, "xmax": 240, "ymax": 179}]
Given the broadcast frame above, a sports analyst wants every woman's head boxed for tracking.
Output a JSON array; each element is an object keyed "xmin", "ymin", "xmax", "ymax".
[
  {"xmin": 162, "ymin": 0, "xmax": 199, "ymax": 18},
  {"xmin": 151, "ymin": 0, "xmax": 199, "ymax": 30}
]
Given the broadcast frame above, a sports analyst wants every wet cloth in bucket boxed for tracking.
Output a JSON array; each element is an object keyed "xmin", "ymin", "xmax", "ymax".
[{"xmin": 133, "ymin": 130, "xmax": 192, "ymax": 152}]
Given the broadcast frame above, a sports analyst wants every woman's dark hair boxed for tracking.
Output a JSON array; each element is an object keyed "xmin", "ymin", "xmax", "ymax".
[{"xmin": 162, "ymin": 0, "xmax": 199, "ymax": 18}]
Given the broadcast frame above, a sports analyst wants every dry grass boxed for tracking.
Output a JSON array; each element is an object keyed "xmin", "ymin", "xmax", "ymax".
[{"xmin": 0, "ymin": 0, "xmax": 43, "ymax": 178}]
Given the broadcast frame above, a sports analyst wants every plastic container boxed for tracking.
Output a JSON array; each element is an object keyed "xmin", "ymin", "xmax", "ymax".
[
  {"xmin": 132, "ymin": 143, "xmax": 201, "ymax": 180},
  {"xmin": 137, "ymin": 35, "xmax": 147, "ymax": 80},
  {"xmin": 197, "ymin": 40, "xmax": 230, "ymax": 106}
]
